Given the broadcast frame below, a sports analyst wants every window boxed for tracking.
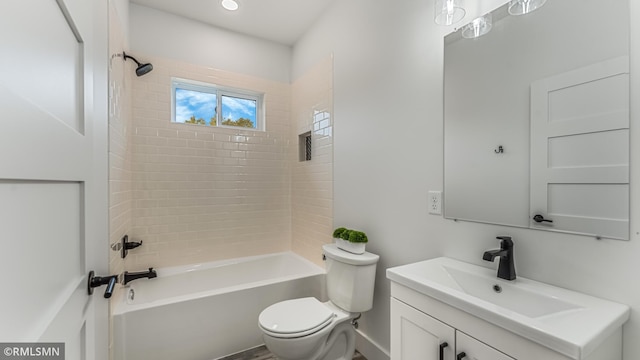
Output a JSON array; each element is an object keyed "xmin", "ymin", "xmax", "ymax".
[{"xmin": 171, "ymin": 78, "xmax": 263, "ymax": 130}]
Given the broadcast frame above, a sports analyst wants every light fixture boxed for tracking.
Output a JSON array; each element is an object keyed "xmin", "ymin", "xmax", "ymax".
[
  {"xmin": 221, "ymin": 0, "xmax": 238, "ymax": 11},
  {"xmin": 461, "ymin": 13, "xmax": 492, "ymax": 39},
  {"xmin": 434, "ymin": 0, "xmax": 466, "ymax": 26},
  {"xmin": 508, "ymin": 0, "xmax": 547, "ymax": 15}
]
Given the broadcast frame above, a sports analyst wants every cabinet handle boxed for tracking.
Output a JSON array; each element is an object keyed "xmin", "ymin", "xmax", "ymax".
[
  {"xmin": 456, "ymin": 352, "xmax": 467, "ymax": 360},
  {"xmin": 439, "ymin": 342, "xmax": 448, "ymax": 360}
]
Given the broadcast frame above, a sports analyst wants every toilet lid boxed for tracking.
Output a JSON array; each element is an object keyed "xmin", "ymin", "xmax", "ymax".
[{"xmin": 259, "ymin": 298, "xmax": 334, "ymax": 337}]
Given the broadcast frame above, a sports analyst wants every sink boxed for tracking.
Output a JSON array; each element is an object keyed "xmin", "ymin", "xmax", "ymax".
[
  {"xmin": 442, "ymin": 265, "xmax": 581, "ymax": 318},
  {"xmin": 387, "ymin": 257, "xmax": 630, "ymax": 359}
]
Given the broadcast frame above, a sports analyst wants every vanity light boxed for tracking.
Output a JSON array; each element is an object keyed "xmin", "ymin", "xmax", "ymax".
[
  {"xmin": 221, "ymin": 0, "xmax": 239, "ymax": 11},
  {"xmin": 434, "ymin": 0, "xmax": 466, "ymax": 26},
  {"xmin": 461, "ymin": 13, "xmax": 492, "ymax": 39},
  {"xmin": 508, "ymin": 0, "xmax": 547, "ymax": 15}
]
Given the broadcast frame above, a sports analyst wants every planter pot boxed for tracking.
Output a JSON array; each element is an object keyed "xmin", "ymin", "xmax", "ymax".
[{"xmin": 335, "ymin": 238, "xmax": 366, "ymax": 254}]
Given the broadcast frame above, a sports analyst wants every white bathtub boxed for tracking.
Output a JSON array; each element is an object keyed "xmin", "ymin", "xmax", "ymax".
[{"xmin": 113, "ymin": 252, "xmax": 326, "ymax": 360}]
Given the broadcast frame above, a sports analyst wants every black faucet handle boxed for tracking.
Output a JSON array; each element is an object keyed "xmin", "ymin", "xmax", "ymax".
[
  {"xmin": 496, "ymin": 236, "xmax": 513, "ymax": 249},
  {"xmin": 87, "ymin": 271, "xmax": 119, "ymax": 298}
]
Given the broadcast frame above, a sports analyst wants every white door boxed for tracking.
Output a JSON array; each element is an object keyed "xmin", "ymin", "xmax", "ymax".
[
  {"xmin": 0, "ymin": 0, "xmax": 109, "ymax": 359},
  {"xmin": 530, "ymin": 56, "xmax": 629, "ymax": 240},
  {"xmin": 391, "ymin": 298, "xmax": 456, "ymax": 360},
  {"xmin": 456, "ymin": 331, "xmax": 515, "ymax": 360}
]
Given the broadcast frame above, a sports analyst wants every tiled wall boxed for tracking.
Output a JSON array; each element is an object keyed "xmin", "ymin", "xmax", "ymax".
[
  {"xmin": 291, "ymin": 56, "xmax": 334, "ymax": 266},
  {"xmin": 108, "ymin": 18, "xmax": 131, "ymax": 280},
  {"xmin": 107, "ymin": 1, "xmax": 130, "ymax": 357},
  {"xmin": 126, "ymin": 56, "xmax": 292, "ymax": 269}
]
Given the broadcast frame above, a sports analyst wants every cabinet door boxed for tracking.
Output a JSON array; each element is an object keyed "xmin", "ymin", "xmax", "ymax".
[
  {"xmin": 456, "ymin": 331, "xmax": 515, "ymax": 360},
  {"xmin": 391, "ymin": 298, "xmax": 455, "ymax": 360}
]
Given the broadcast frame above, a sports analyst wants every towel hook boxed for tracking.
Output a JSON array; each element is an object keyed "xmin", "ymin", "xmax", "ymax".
[{"xmin": 494, "ymin": 145, "xmax": 504, "ymax": 154}]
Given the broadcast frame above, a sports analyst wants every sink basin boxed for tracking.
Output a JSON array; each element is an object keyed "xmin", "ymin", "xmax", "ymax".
[
  {"xmin": 387, "ymin": 257, "xmax": 630, "ymax": 359},
  {"xmin": 442, "ymin": 265, "xmax": 580, "ymax": 318}
]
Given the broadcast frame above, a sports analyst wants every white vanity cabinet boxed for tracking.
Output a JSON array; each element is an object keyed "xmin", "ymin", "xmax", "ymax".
[
  {"xmin": 389, "ymin": 281, "xmax": 623, "ymax": 360},
  {"xmin": 391, "ymin": 298, "xmax": 514, "ymax": 360}
]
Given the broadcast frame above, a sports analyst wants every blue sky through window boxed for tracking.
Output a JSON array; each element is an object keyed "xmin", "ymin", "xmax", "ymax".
[
  {"xmin": 175, "ymin": 87, "xmax": 258, "ymax": 128},
  {"xmin": 175, "ymin": 88, "xmax": 216, "ymax": 123},
  {"xmin": 222, "ymin": 95, "xmax": 257, "ymax": 125}
]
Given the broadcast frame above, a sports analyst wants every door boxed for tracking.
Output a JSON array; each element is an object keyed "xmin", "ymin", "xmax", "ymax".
[
  {"xmin": 456, "ymin": 331, "xmax": 515, "ymax": 360},
  {"xmin": 0, "ymin": 0, "xmax": 108, "ymax": 359},
  {"xmin": 530, "ymin": 56, "xmax": 629, "ymax": 239},
  {"xmin": 391, "ymin": 298, "xmax": 455, "ymax": 360}
]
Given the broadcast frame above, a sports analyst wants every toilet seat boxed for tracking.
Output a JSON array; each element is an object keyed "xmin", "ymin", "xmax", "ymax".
[{"xmin": 259, "ymin": 298, "xmax": 336, "ymax": 339}]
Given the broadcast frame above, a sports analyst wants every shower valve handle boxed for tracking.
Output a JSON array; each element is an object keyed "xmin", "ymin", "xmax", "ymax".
[{"xmin": 87, "ymin": 270, "xmax": 118, "ymax": 298}]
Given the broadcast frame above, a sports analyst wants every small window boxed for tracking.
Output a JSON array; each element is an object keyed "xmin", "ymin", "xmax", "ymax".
[{"xmin": 171, "ymin": 78, "xmax": 263, "ymax": 130}]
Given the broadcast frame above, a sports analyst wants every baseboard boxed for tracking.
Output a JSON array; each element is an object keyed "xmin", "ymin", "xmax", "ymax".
[{"xmin": 355, "ymin": 329, "xmax": 390, "ymax": 360}]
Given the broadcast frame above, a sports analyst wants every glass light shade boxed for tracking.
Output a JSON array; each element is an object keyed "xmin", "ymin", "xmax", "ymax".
[
  {"xmin": 461, "ymin": 14, "xmax": 492, "ymax": 39},
  {"xmin": 508, "ymin": 0, "xmax": 547, "ymax": 15},
  {"xmin": 221, "ymin": 0, "xmax": 239, "ymax": 11},
  {"xmin": 434, "ymin": 0, "xmax": 466, "ymax": 26}
]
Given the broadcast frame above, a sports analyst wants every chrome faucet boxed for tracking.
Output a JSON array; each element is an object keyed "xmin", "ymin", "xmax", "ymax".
[
  {"xmin": 122, "ymin": 267, "xmax": 157, "ymax": 286},
  {"xmin": 483, "ymin": 236, "xmax": 516, "ymax": 280}
]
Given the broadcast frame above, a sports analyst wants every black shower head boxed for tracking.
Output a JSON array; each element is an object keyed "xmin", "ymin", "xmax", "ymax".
[
  {"xmin": 135, "ymin": 63, "xmax": 153, "ymax": 77},
  {"xmin": 123, "ymin": 51, "xmax": 153, "ymax": 77}
]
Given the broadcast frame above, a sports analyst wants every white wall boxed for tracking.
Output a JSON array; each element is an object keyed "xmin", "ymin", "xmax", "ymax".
[
  {"xmin": 129, "ymin": 4, "xmax": 291, "ymax": 83},
  {"xmin": 112, "ymin": 0, "xmax": 130, "ymax": 47},
  {"xmin": 293, "ymin": 1, "xmax": 640, "ymax": 359}
]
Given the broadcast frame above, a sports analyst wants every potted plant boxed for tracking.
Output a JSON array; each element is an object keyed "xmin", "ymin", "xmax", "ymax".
[{"xmin": 332, "ymin": 227, "xmax": 368, "ymax": 254}]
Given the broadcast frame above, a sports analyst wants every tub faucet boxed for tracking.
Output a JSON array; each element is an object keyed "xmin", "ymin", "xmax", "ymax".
[
  {"xmin": 122, "ymin": 267, "xmax": 157, "ymax": 286},
  {"xmin": 483, "ymin": 236, "xmax": 516, "ymax": 281}
]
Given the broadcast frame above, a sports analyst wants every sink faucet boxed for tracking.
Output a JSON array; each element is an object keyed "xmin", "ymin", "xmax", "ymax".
[
  {"xmin": 122, "ymin": 267, "xmax": 157, "ymax": 286},
  {"xmin": 483, "ymin": 236, "xmax": 516, "ymax": 280}
]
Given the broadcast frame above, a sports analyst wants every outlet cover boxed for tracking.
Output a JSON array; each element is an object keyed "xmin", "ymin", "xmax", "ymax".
[{"xmin": 428, "ymin": 191, "xmax": 442, "ymax": 215}]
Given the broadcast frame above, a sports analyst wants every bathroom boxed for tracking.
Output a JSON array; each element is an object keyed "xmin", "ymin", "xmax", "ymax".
[{"xmin": 2, "ymin": 0, "xmax": 639, "ymax": 359}]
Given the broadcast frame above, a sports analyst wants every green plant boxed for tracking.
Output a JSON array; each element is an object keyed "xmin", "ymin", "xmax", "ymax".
[
  {"xmin": 332, "ymin": 227, "xmax": 348, "ymax": 239},
  {"xmin": 333, "ymin": 227, "xmax": 368, "ymax": 243},
  {"xmin": 348, "ymin": 230, "xmax": 368, "ymax": 243}
]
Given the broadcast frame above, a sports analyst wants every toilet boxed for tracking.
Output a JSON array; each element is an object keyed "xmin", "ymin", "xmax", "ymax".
[{"xmin": 258, "ymin": 244, "xmax": 380, "ymax": 360}]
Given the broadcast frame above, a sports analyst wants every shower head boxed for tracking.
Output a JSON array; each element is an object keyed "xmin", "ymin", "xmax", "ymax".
[
  {"xmin": 135, "ymin": 63, "xmax": 153, "ymax": 77},
  {"xmin": 123, "ymin": 51, "xmax": 153, "ymax": 77}
]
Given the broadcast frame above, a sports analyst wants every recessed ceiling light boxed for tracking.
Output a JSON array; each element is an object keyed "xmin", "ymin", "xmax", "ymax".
[{"xmin": 221, "ymin": 0, "xmax": 239, "ymax": 11}]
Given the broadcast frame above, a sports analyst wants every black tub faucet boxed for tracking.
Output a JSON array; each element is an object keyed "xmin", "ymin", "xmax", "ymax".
[
  {"xmin": 122, "ymin": 267, "xmax": 157, "ymax": 286},
  {"xmin": 483, "ymin": 236, "xmax": 516, "ymax": 280}
]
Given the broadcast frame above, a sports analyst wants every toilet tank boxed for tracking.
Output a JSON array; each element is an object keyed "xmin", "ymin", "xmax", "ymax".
[{"xmin": 322, "ymin": 244, "xmax": 380, "ymax": 313}]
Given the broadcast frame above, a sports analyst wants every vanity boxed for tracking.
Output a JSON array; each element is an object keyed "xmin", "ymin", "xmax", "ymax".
[{"xmin": 386, "ymin": 258, "xmax": 630, "ymax": 360}]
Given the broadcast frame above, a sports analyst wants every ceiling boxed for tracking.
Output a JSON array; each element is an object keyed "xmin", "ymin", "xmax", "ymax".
[{"xmin": 130, "ymin": 0, "xmax": 336, "ymax": 46}]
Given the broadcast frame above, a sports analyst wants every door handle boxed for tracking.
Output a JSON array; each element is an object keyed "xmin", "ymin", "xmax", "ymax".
[
  {"xmin": 87, "ymin": 271, "xmax": 118, "ymax": 298},
  {"xmin": 533, "ymin": 214, "xmax": 553, "ymax": 223},
  {"xmin": 456, "ymin": 352, "xmax": 467, "ymax": 360},
  {"xmin": 439, "ymin": 342, "xmax": 448, "ymax": 360}
]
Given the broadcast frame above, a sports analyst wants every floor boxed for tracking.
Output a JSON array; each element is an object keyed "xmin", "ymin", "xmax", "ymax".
[{"xmin": 218, "ymin": 345, "xmax": 367, "ymax": 360}]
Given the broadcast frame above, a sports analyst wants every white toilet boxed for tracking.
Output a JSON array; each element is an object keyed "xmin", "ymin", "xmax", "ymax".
[{"xmin": 258, "ymin": 244, "xmax": 380, "ymax": 360}]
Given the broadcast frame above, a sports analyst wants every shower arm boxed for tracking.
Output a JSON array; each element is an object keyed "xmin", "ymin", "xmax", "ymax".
[{"xmin": 123, "ymin": 51, "xmax": 142, "ymax": 66}]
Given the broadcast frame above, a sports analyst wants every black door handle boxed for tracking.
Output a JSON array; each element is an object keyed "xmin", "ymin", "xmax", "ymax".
[
  {"xmin": 533, "ymin": 214, "xmax": 553, "ymax": 223},
  {"xmin": 457, "ymin": 352, "xmax": 467, "ymax": 360},
  {"xmin": 439, "ymin": 342, "xmax": 448, "ymax": 360}
]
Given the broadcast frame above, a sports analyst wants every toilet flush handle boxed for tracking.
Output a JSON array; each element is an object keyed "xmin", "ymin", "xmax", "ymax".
[{"xmin": 322, "ymin": 253, "xmax": 326, "ymax": 261}]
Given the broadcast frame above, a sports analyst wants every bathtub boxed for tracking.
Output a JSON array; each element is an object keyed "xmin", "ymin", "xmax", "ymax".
[{"xmin": 113, "ymin": 252, "xmax": 326, "ymax": 360}]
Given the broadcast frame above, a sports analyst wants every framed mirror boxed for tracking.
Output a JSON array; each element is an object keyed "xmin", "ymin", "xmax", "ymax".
[{"xmin": 443, "ymin": 0, "xmax": 630, "ymax": 240}]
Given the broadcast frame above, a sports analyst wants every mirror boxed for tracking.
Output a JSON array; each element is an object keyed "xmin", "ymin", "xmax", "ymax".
[{"xmin": 444, "ymin": 0, "xmax": 630, "ymax": 240}]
